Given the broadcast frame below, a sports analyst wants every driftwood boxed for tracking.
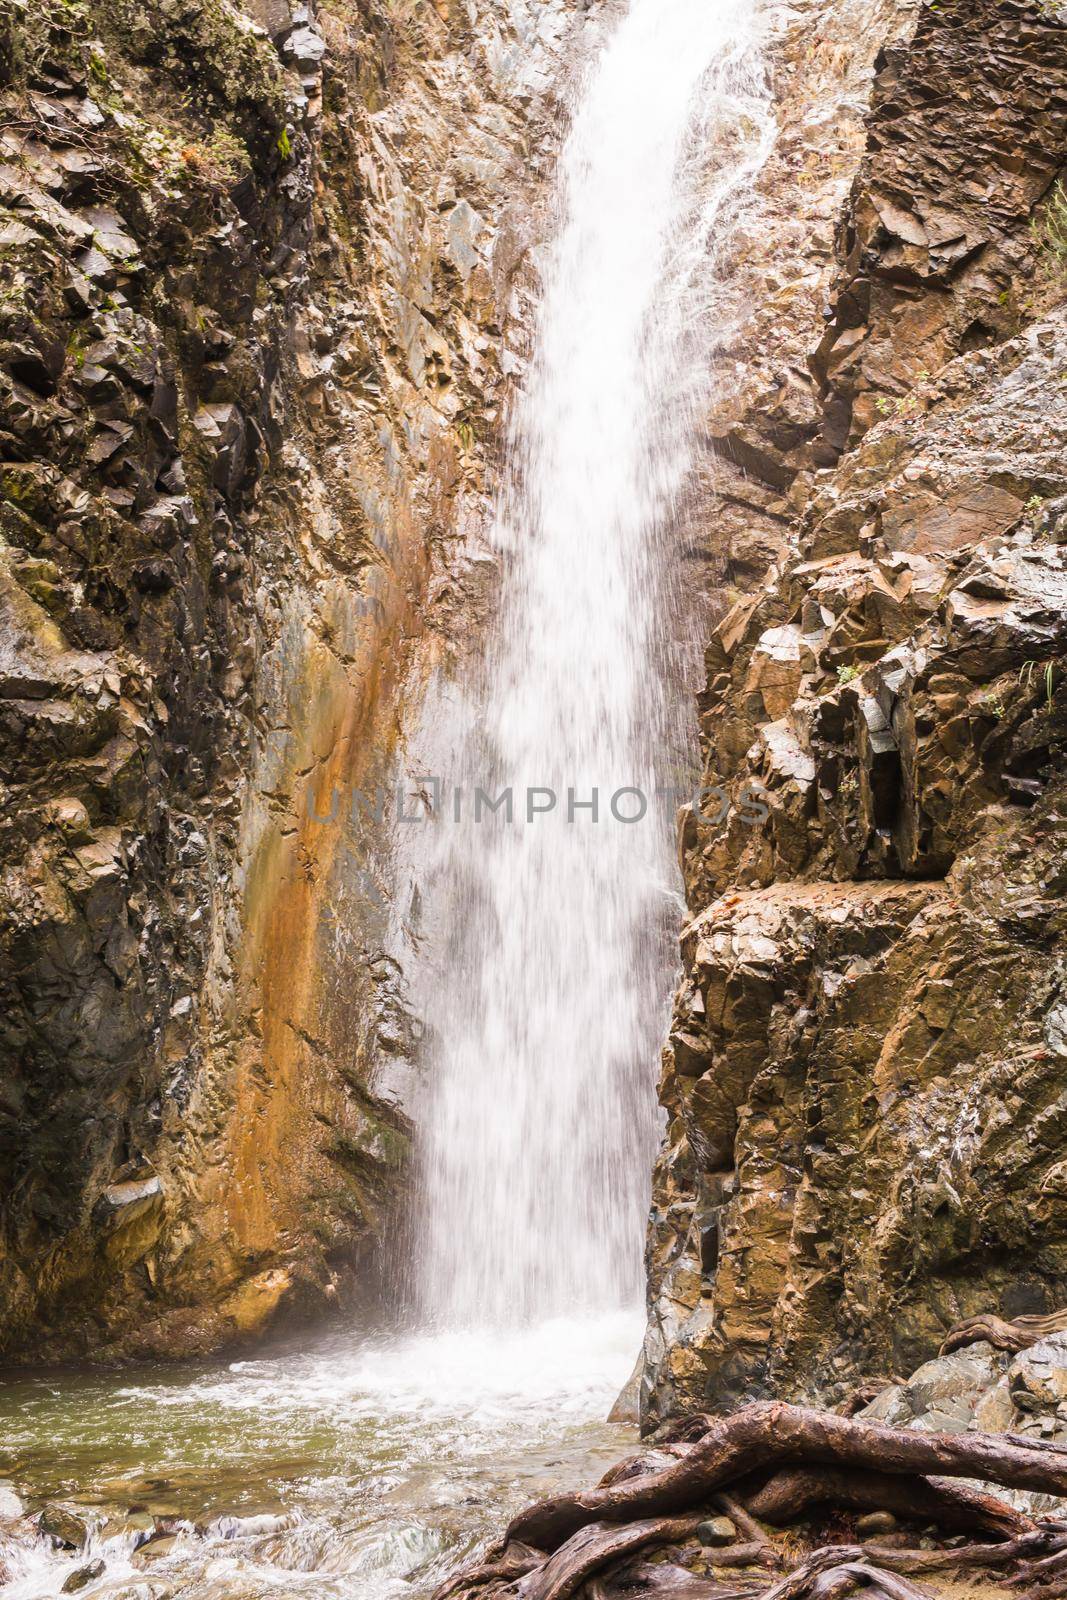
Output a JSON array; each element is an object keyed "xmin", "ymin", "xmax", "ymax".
[
  {"xmin": 435, "ymin": 1402, "xmax": 1067, "ymax": 1600},
  {"xmin": 940, "ymin": 1310, "xmax": 1067, "ymax": 1356}
]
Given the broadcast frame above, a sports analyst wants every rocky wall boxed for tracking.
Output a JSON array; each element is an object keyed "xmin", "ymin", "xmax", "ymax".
[
  {"xmin": 643, "ymin": 0, "xmax": 1067, "ymax": 1428},
  {"xmin": 0, "ymin": 0, "xmax": 573, "ymax": 1359}
]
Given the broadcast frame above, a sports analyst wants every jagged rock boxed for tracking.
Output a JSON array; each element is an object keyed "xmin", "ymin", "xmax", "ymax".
[
  {"xmin": 643, "ymin": 0, "xmax": 1067, "ymax": 1431},
  {"xmin": 0, "ymin": 0, "xmax": 574, "ymax": 1362}
]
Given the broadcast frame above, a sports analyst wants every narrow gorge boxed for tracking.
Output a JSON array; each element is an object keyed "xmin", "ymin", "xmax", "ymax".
[{"xmin": 0, "ymin": 0, "xmax": 1065, "ymax": 1595}]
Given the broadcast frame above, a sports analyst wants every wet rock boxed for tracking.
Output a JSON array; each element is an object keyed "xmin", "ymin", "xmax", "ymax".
[
  {"xmin": 0, "ymin": 0, "xmax": 565, "ymax": 1365},
  {"xmin": 136, "ymin": 1532, "xmax": 178, "ymax": 1560},
  {"xmin": 62, "ymin": 1561, "xmax": 105, "ymax": 1592},
  {"xmin": 39, "ymin": 1505, "xmax": 88, "ymax": 1548}
]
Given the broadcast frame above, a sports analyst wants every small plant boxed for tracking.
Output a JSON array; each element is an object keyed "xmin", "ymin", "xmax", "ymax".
[
  {"xmin": 1026, "ymin": 494, "xmax": 1045, "ymax": 515},
  {"xmin": 276, "ymin": 127, "xmax": 293, "ymax": 162},
  {"xmin": 456, "ymin": 421, "xmax": 475, "ymax": 451},
  {"xmin": 1031, "ymin": 180, "xmax": 1067, "ymax": 277},
  {"xmin": 1020, "ymin": 659, "xmax": 1057, "ymax": 711},
  {"xmin": 836, "ymin": 664, "xmax": 859, "ymax": 685},
  {"xmin": 983, "ymin": 689, "xmax": 1005, "ymax": 719},
  {"xmin": 874, "ymin": 387, "xmax": 923, "ymax": 421}
]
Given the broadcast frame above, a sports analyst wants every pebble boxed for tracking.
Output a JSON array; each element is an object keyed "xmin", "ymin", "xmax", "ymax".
[
  {"xmin": 697, "ymin": 1515, "xmax": 737, "ymax": 1546},
  {"xmin": 856, "ymin": 1511, "xmax": 899, "ymax": 1537}
]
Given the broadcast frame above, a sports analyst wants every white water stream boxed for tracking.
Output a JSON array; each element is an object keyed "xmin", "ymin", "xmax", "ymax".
[
  {"xmin": 415, "ymin": 0, "xmax": 774, "ymax": 1331},
  {"xmin": 0, "ymin": 3, "xmax": 777, "ymax": 1595}
]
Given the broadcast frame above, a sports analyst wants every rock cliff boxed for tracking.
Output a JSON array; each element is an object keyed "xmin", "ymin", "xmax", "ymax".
[
  {"xmin": 2, "ymin": 0, "xmax": 1065, "ymax": 1396},
  {"xmin": 643, "ymin": 0, "xmax": 1067, "ymax": 1426},
  {"xmin": 0, "ymin": 0, "xmax": 571, "ymax": 1358}
]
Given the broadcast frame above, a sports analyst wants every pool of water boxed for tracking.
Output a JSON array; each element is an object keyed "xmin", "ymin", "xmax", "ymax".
[{"xmin": 0, "ymin": 1311, "xmax": 638, "ymax": 1599}]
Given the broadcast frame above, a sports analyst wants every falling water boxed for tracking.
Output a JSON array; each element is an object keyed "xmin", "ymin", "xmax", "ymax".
[{"xmin": 414, "ymin": 0, "xmax": 775, "ymax": 1330}]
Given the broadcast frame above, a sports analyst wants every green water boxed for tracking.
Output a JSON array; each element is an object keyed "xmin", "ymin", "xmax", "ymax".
[{"xmin": 0, "ymin": 1314, "xmax": 637, "ymax": 1598}]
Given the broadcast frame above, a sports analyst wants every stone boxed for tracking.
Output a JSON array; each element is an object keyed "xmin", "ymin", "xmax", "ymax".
[
  {"xmin": 39, "ymin": 1505, "xmax": 88, "ymax": 1548},
  {"xmin": 696, "ymin": 1517, "xmax": 737, "ymax": 1547},
  {"xmin": 137, "ymin": 1533, "xmax": 178, "ymax": 1560},
  {"xmin": 62, "ymin": 1562, "xmax": 104, "ymax": 1592},
  {"xmin": 856, "ymin": 1512, "xmax": 898, "ymax": 1537},
  {"xmin": 643, "ymin": 0, "xmax": 1067, "ymax": 1427}
]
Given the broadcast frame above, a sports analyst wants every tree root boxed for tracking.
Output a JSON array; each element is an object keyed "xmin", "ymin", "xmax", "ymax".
[
  {"xmin": 436, "ymin": 1403, "xmax": 1067, "ymax": 1600},
  {"xmin": 940, "ymin": 1310, "xmax": 1067, "ymax": 1356},
  {"xmin": 714, "ymin": 1492, "xmax": 775, "ymax": 1549},
  {"xmin": 739, "ymin": 1465, "xmax": 1029, "ymax": 1537},
  {"xmin": 585, "ymin": 1560, "xmax": 767, "ymax": 1597},
  {"xmin": 507, "ymin": 1402, "xmax": 1064, "ymax": 1549},
  {"xmin": 513, "ymin": 1515, "xmax": 704, "ymax": 1600},
  {"xmin": 434, "ymin": 1542, "xmax": 546, "ymax": 1599}
]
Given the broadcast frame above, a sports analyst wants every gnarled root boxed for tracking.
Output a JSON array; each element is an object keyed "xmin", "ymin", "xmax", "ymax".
[
  {"xmin": 434, "ymin": 1542, "xmax": 545, "ymax": 1599},
  {"xmin": 437, "ymin": 1403, "xmax": 1067, "ymax": 1600},
  {"xmin": 940, "ymin": 1310, "xmax": 1067, "ymax": 1357},
  {"xmin": 507, "ymin": 1402, "xmax": 1061, "ymax": 1550},
  {"xmin": 739, "ymin": 1465, "xmax": 1030, "ymax": 1538},
  {"xmin": 513, "ymin": 1515, "xmax": 703, "ymax": 1600}
]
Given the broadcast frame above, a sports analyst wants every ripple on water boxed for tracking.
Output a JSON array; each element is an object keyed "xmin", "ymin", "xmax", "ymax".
[{"xmin": 0, "ymin": 1311, "xmax": 639, "ymax": 1599}]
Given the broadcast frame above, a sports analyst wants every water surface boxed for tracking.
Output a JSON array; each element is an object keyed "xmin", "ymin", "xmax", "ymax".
[{"xmin": 0, "ymin": 1313, "xmax": 637, "ymax": 1599}]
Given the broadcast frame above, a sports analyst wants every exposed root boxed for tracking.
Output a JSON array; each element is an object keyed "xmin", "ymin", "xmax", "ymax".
[
  {"xmin": 739, "ymin": 1465, "xmax": 1029, "ymax": 1537},
  {"xmin": 940, "ymin": 1311, "xmax": 1067, "ymax": 1357},
  {"xmin": 714, "ymin": 1492, "xmax": 775, "ymax": 1549},
  {"xmin": 585, "ymin": 1562, "xmax": 765, "ymax": 1598},
  {"xmin": 434, "ymin": 1542, "xmax": 546, "ymax": 1598},
  {"xmin": 513, "ymin": 1515, "xmax": 703, "ymax": 1600},
  {"xmin": 507, "ymin": 1402, "xmax": 1062, "ymax": 1549},
  {"xmin": 437, "ymin": 1403, "xmax": 1067, "ymax": 1600}
]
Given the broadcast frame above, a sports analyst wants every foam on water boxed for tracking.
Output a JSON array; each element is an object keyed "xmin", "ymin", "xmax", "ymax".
[{"xmin": 0, "ymin": 1316, "xmax": 637, "ymax": 1599}]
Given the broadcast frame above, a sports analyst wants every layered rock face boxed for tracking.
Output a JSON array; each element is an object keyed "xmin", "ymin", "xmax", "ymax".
[
  {"xmin": 644, "ymin": 0, "xmax": 1067, "ymax": 1426},
  {"xmin": 0, "ymin": 0, "xmax": 569, "ymax": 1357}
]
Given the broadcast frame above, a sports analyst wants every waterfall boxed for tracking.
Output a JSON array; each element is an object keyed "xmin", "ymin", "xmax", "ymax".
[{"xmin": 413, "ymin": 0, "xmax": 774, "ymax": 1331}]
